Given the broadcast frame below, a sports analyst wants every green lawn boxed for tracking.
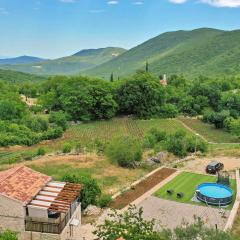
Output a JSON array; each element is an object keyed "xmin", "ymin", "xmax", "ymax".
[
  {"xmin": 154, "ymin": 172, "xmax": 236, "ymax": 209},
  {"xmin": 179, "ymin": 118, "xmax": 239, "ymax": 143}
]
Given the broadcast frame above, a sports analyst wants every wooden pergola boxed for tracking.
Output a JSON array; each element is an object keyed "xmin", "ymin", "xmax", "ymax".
[{"xmin": 48, "ymin": 183, "xmax": 82, "ymax": 214}]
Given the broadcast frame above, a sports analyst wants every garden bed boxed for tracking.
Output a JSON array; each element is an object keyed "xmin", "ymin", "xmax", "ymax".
[{"xmin": 110, "ymin": 167, "xmax": 176, "ymax": 209}]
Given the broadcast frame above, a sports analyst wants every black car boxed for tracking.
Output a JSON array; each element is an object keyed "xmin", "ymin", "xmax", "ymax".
[{"xmin": 206, "ymin": 161, "xmax": 224, "ymax": 174}]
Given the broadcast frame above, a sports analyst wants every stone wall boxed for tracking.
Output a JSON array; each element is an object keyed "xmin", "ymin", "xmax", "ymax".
[{"xmin": 0, "ymin": 194, "xmax": 25, "ymax": 232}]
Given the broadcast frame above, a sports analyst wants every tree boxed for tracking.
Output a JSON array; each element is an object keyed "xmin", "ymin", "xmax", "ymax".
[
  {"xmin": 94, "ymin": 206, "xmax": 161, "ymax": 240},
  {"xmin": 41, "ymin": 76, "xmax": 118, "ymax": 121},
  {"xmin": 110, "ymin": 73, "xmax": 114, "ymax": 82},
  {"xmin": 106, "ymin": 136, "xmax": 142, "ymax": 168},
  {"xmin": 145, "ymin": 61, "xmax": 149, "ymax": 72},
  {"xmin": 116, "ymin": 72, "xmax": 166, "ymax": 118}
]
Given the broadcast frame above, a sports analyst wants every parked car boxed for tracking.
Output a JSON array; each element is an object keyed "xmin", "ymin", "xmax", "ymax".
[{"xmin": 206, "ymin": 161, "xmax": 224, "ymax": 174}]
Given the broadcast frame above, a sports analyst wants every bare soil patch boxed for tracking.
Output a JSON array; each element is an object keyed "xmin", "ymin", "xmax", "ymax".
[
  {"xmin": 110, "ymin": 168, "xmax": 176, "ymax": 209},
  {"xmin": 181, "ymin": 156, "xmax": 240, "ymax": 176}
]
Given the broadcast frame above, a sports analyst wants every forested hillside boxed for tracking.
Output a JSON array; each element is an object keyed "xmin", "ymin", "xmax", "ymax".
[
  {"xmin": 0, "ymin": 69, "xmax": 46, "ymax": 83},
  {"xmin": 85, "ymin": 28, "xmax": 240, "ymax": 78},
  {"xmin": 0, "ymin": 47, "xmax": 126, "ymax": 76}
]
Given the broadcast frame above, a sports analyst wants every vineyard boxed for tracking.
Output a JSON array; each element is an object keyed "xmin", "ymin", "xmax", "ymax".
[
  {"xmin": 179, "ymin": 118, "xmax": 239, "ymax": 144},
  {"xmin": 65, "ymin": 117, "xmax": 192, "ymax": 145},
  {"xmin": 0, "ymin": 118, "xmax": 192, "ymax": 167}
]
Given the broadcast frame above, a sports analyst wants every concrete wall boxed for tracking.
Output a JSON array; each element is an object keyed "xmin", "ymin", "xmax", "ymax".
[
  {"xmin": 23, "ymin": 204, "xmax": 82, "ymax": 240},
  {"xmin": 60, "ymin": 204, "xmax": 81, "ymax": 240},
  {"xmin": 0, "ymin": 194, "xmax": 25, "ymax": 232}
]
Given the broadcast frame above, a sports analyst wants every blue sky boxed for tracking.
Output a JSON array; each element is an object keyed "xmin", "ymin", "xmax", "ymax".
[{"xmin": 0, "ymin": 0, "xmax": 240, "ymax": 59}]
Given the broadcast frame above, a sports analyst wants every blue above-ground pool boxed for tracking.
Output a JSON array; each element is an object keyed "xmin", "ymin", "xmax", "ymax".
[{"xmin": 196, "ymin": 183, "xmax": 233, "ymax": 206}]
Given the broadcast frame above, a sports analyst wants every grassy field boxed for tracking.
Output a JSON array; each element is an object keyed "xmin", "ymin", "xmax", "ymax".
[
  {"xmin": 154, "ymin": 172, "xmax": 236, "ymax": 209},
  {"xmin": 179, "ymin": 118, "xmax": 239, "ymax": 143},
  {"xmin": 25, "ymin": 153, "xmax": 150, "ymax": 195}
]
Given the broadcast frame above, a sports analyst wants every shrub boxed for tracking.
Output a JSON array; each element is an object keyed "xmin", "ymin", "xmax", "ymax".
[
  {"xmin": 143, "ymin": 128, "xmax": 167, "ymax": 148},
  {"xmin": 229, "ymin": 119, "xmax": 240, "ymax": 138},
  {"xmin": 62, "ymin": 174, "xmax": 101, "ymax": 209},
  {"xmin": 75, "ymin": 142, "xmax": 83, "ymax": 154},
  {"xmin": 106, "ymin": 136, "xmax": 143, "ymax": 168},
  {"xmin": 165, "ymin": 130, "xmax": 188, "ymax": 158},
  {"xmin": 37, "ymin": 147, "xmax": 46, "ymax": 156},
  {"xmin": 63, "ymin": 143, "xmax": 72, "ymax": 153},
  {"xmin": 42, "ymin": 126, "xmax": 63, "ymax": 140},
  {"xmin": 97, "ymin": 194, "xmax": 112, "ymax": 208},
  {"xmin": 49, "ymin": 111, "xmax": 68, "ymax": 131},
  {"xmin": 0, "ymin": 230, "xmax": 18, "ymax": 240},
  {"xmin": 22, "ymin": 151, "xmax": 37, "ymax": 161},
  {"xmin": 159, "ymin": 104, "xmax": 178, "ymax": 118},
  {"xmin": 94, "ymin": 138, "xmax": 106, "ymax": 154},
  {"xmin": 186, "ymin": 137, "xmax": 208, "ymax": 153}
]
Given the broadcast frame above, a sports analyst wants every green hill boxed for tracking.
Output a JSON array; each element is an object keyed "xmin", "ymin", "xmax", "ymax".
[
  {"xmin": 84, "ymin": 28, "xmax": 240, "ymax": 78},
  {"xmin": 0, "ymin": 69, "xmax": 46, "ymax": 83},
  {"xmin": 0, "ymin": 47, "xmax": 126, "ymax": 76}
]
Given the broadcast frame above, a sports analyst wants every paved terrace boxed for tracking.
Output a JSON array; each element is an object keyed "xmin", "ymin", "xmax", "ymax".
[{"xmin": 138, "ymin": 196, "xmax": 230, "ymax": 230}]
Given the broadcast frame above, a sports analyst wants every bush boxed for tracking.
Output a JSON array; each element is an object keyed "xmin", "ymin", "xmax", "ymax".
[
  {"xmin": 159, "ymin": 104, "xmax": 178, "ymax": 118},
  {"xmin": 97, "ymin": 194, "xmax": 112, "ymax": 208},
  {"xmin": 94, "ymin": 138, "xmax": 106, "ymax": 154},
  {"xmin": 42, "ymin": 126, "xmax": 63, "ymax": 140},
  {"xmin": 49, "ymin": 111, "xmax": 68, "ymax": 131},
  {"xmin": 143, "ymin": 128, "xmax": 167, "ymax": 148},
  {"xmin": 229, "ymin": 119, "xmax": 240, "ymax": 138},
  {"xmin": 166, "ymin": 131, "xmax": 188, "ymax": 158},
  {"xmin": 37, "ymin": 147, "xmax": 46, "ymax": 156},
  {"xmin": 63, "ymin": 143, "xmax": 72, "ymax": 153},
  {"xmin": 0, "ymin": 230, "xmax": 18, "ymax": 240},
  {"xmin": 186, "ymin": 137, "xmax": 208, "ymax": 153},
  {"xmin": 62, "ymin": 174, "xmax": 101, "ymax": 209},
  {"xmin": 106, "ymin": 136, "xmax": 143, "ymax": 168},
  {"xmin": 75, "ymin": 142, "xmax": 83, "ymax": 154},
  {"xmin": 22, "ymin": 151, "xmax": 37, "ymax": 161}
]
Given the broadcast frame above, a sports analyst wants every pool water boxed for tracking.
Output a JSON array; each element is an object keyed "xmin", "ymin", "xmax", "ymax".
[{"xmin": 197, "ymin": 183, "xmax": 232, "ymax": 198}]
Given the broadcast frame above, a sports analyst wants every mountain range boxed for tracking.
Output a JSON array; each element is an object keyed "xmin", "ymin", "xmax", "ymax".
[
  {"xmin": 0, "ymin": 47, "xmax": 126, "ymax": 75},
  {"xmin": 0, "ymin": 28, "xmax": 240, "ymax": 78},
  {"xmin": 0, "ymin": 56, "xmax": 47, "ymax": 65},
  {"xmin": 84, "ymin": 28, "xmax": 240, "ymax": 78}
]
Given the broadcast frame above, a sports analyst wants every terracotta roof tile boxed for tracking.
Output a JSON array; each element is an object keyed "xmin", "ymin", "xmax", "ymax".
[{"xmin": 0, "ymin": 166, "xmax": 51, "ymax": 204}]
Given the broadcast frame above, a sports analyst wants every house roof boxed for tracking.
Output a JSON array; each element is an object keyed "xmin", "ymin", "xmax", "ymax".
[{"xmin": 0, "ymin": 166, "xmax": 51, "ymax": 204}]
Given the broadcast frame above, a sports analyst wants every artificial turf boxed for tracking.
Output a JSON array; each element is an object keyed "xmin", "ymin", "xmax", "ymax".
[{"xmin": 154, "ymin": 172, "xmax": 236, "ymax": 209}]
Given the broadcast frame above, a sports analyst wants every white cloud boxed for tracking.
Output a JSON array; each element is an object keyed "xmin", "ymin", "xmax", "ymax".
[
  {"xmin": 200, "ymin": 0, "xmax": 240, "ymax": 7},
  {"xmin": 0, "ymin": 8, "xmax": 8, "ymax": 15},
  {"xmin": 169, "ymin": 0, "xmax": 187, "ymax": 4},
  {"xmin": 60, "ymin": 0, "xmax": 76, "ymax": 3},
  {"xmin": 133, "ymin": 1, "xmax": 144, "ymax": 5},
  {"xmin": 107, "ymin": 1, "xmax": 119, "ymax": 5}
]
